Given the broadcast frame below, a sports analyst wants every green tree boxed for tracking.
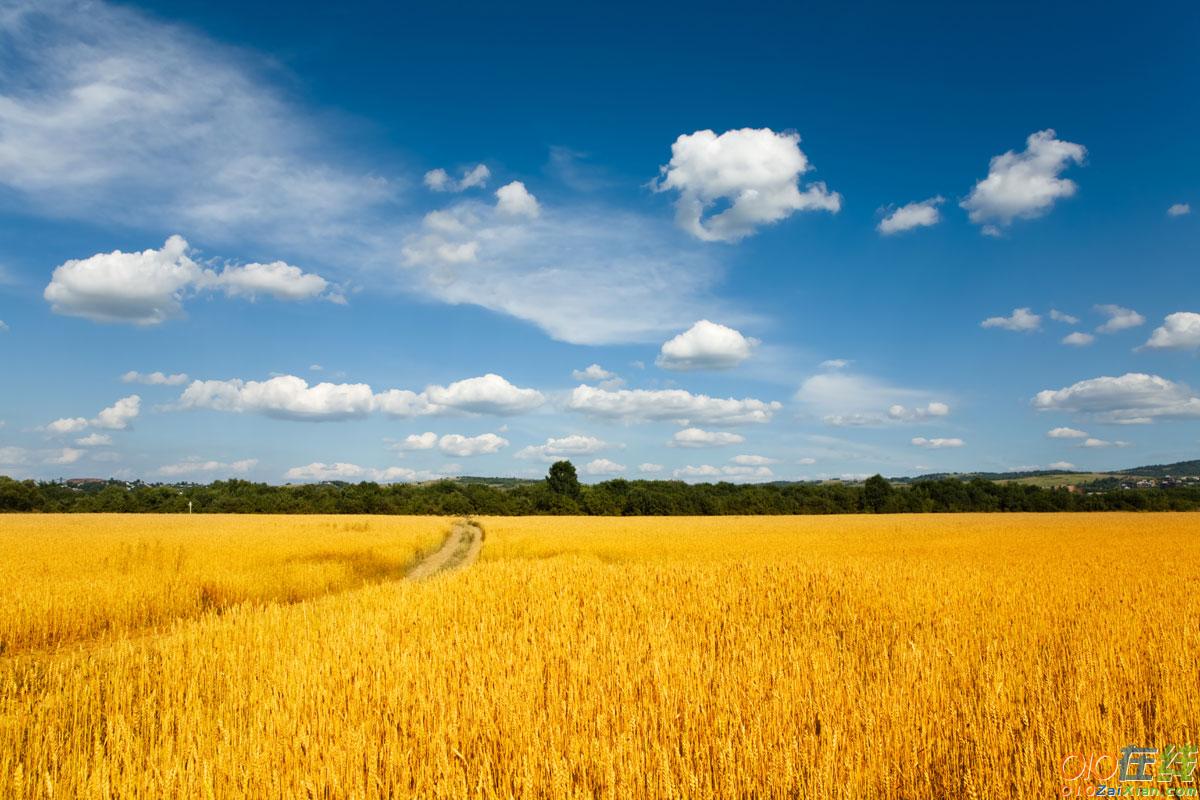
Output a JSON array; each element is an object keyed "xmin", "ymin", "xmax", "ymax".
[
  {"xmin": 862, "ymin": 474, "xmax": 894, "ymax": 513},
  {"xmin": 546, "ymin": 460, "xmax": 581, "ymax": 499}
]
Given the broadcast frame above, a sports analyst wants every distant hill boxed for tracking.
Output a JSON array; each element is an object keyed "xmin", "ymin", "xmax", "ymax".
[{"xmin": 895, "ymin": 459, "xmax": 1200, "ymax": 486}]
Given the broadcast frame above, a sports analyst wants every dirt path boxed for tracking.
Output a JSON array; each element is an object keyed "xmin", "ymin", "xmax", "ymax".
[{"xmin": 405, "ymin": 519, "xmax": 483, "ymax": 580}]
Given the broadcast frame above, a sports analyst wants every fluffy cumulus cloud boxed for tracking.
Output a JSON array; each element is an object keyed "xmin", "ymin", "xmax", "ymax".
[
  {"xmin": 284, "ymin": 463, "xmax": 442, "ymax": 483},
  {"xmin": 877, "ymin": 196, "xmax": 944, "ymax": 235},
  {"xmin": 961, "ymin": 129, "xmax": 1086, "ymax": 234},
  {"xmin": 568, "ymin": 385, "xmax": 781, "ymax": 426},
  {"xmin": 795, "ymin": 372, "xmax": 949, "ymax": 427},
  {"xmin": 123, "ymin": 370, "xmax": 189, "ymax": 386},
  {"xmin": 205, "ymin": 261, "xmax": 332, "ymax": 302},
  {"xmin": 731, "ymin": 454, "xmax": 776, "ymax": 466},
  {"xmin": 177, "ymin": 373, "xmax": 543, "ymax": 421},
  {"xmin": 888, "ymin": 402, "xmax": 950, "ymax": 422},
  {"xmin": 46, "ymin": 447, "xmax": 85, "ymax": 465},
  {"xmin": 819, "ymin": 359, "xmax": 850, "ymax": 370},
  {"xmin": 1167, "ymin": 203, "xmax": 1191, "ymax": 217},
  {"xmin": 435, "ymin": 433, "xmax": 508, "ymax": 457},
  {"xmin": 638, "ymin": 463, "xmax": 664, "ymax": 474},
  {"xmin": 673, "ymin": 464, "xmax": 773, "ymax": 482},
  {"xmin": 43, "ymin": 236, "xmax": 337, "ymax": 325},
  {"xmin": 424, "ymin": 164, "xmax": 490, "ymax": 192},
  {"xmin": 1142, "ymin": 312, "xmax": 1200, "ymax": 351},
  {"xmin": 1080, "ymin": 438, "xmax": 1130, "ymax": 449},
  {"xmin": 669, "ymin": 428, "xmax": 745, "ymax": 448},
  {"xmin": 651, "ymin": 128, "xmax": 840, "ymax": 243},
  {"xmin": 393, "ymin": 432, "xmax": 439, "ymax": 451},
  {"xmin": 570, "ymin": 364, "xmax": 624, "ymax": 388},
  {"xmin": 1033, "ymin": 373, "xmax": 1200, "ymax": 423},
  {"xmin": 158, "ymin": 458, "xmax": 257, "ymax": 477},
  {"xmin": 1049, "ymin": 309, "xmax": 1079, "ymax": 325},
  {"xmin": 656, "ymin": 320, "xmax": 759, "ymax": 370},
  {"xmin": 981, "ymin": 307, "xmax": 1041, "ymax": 332},
  {"xmin": 178, "ymin": 376, "xmax": 375, "ymax": 421},
  {"xmin": 1094, "ymin": 304, "xmax": 1144, "ymax": 334},
  {"xmin": 419, "ymin": 374, "xmax": 544, "ymax": 416},
  {"xmin": 1047, "ymin": 427, "xmax": 1088, "ymax": 439},
  {"xmin": 76, "ymin": 433, "xmax": 113, "ymax": 446},
  {"xmin": 516, "ymin": 435, "xmax": 612, "ymax": 461},
  {"xmin": 583, "ymin": 458, "xmax": 625, "ymax": 476},
  {"xmin": 911, "ymin": 437, "xmax": 964, "ymax": 449},
  {"xmin": 46, "ymin": 394, "xmax": 140, "ymax": 434},
  {"xmin": 494, "ymin": 181, "xmax": 540, "ymax": 218},
  {"xmin": 1062, "ymin": 332, "xmax": 1095, "ymax": 346}
]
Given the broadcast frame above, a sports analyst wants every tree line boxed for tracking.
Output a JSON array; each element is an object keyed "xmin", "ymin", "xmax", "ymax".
[{"xmin": 2, "ymin": 462, "xmax": 1199, "ymax": 515}]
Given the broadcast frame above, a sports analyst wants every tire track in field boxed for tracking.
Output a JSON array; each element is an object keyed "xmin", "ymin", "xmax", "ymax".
[{"xmin": 405, "ymin": 519, "xmax": 484, "ymax": 580}]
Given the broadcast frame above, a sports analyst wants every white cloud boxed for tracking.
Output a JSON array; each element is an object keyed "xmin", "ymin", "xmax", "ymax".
[
  {"xmin": 1094, "ymin": 304, "xmax": 1144, "ymax": 334},
  {"xmin": 1080, "ymin": 438, "xmax": 1130, "ymax": 449},
  {"xmin": 981, "ymin": 307, "xmax": 1041, "ymax": 332},
  {"xmin": 0, "ymin": 320, "xmax": 8, "ymax": 332},
  {"xmin": 46, "ymin": 447, "xmax": 85, "ymax": 465},
  {"xmin": 44, "ymin": 236, "xmax": 200, "ymax": 325},
  {"xmin": 158, "ymin": 458, "xmax": 257, "ymax": 477},
  {"xmin": 911, "ymin": 437, "xmax": 964, "ymax": 449},
  {"xmin": 516, "ymin": 435, "xmax": 612, "ymax": 461},
  {"xmin": 672, "ymin": 464, "xmax": 773, "ymax": 481},
  {"xmin": 204, "ymin": 261, "xmax": 331, "ymax": 302},
  {"xmin": 424, "ymin": 164, "xmax": 490, "ymax": 192},
  {"xmin": 1047, "ymin": 427, "xmax": 1088, "ymax": 439},
  {"xmin": 494, "ymin": 181, "xmax": 540, "ymax": 218},
  {"xmin": 669, "ymin": 428, "xmax": 746, "ymax": 448},
  {"xmin": 1049, "ymin": 309, "xmax": 1079, "ymax": 325},
  {"xmin": 819, "ymin": 359, "xmax": 850, "ymax": 370},
  {"xmin": 1167, "ymin": 203, "xmax": 1191, "ymax": 217},
  {"xmin": 76, "ymin": 433, "xmax": 113, "ymax": 446},
  {"xmin": 0, "ymin": 2, "xmax": 391, "ymax": 246},
  {"xmin": 393, "ymin": 432, "xmax": 438, "ymax": 451},
  {"xmin": 570, "ymin": 364, "xmax": 624, "ymax": 389},
  {"xmin": 888, "ymin": 402, "xmax": 950, "ymax": 422},
  {"xmin": 92, "ymin": 395, "xmax": 141, "ymax": 430},
  {"xmin": 961, "ymin": 129, "xmax": 1085, "ymax": 232},
  {"xmin": 420, "ymin": 374, "xmax": 545, "ymax": 415},
  {"xmin": 43, "ymin": 236, "xmax": 336, "ymax": 325},
  {"xmin": 656, "ymin": 320, "xmax": 759, "ymax": 370},
  {"xmin": 1062, "ymin": 332, "xmax": 1095, "ymax": 346},
  {"xmin": 583, "ymin": 458, "xmax": 625, "ymax": 476},
  {"xmin": 122, "ymin": 370, "xmax": 189, "ymax": 386},
  {"xmin": 797, "ymin": 457, "xmax": 817, "ymax": 465},
  {"xmin": 436, "ymin": 433, "xmax": 508, "ymax": 457},
  {"xmin": 45, "ymin": 417, "xmax": 90, "ymax": 435},
  {"xmin": 877, "ymin": 196, "xmax": 943, "ymax": 235},
  {"xmin": 1032, "ymin": 373, "xmax": 1200, "ymax": 423},
  {"xmin": 178, "ymin": 376, "xmax": 373, "ymax": 421},
  {"xmin": 1142, "ymin": 312, "xmax": 1200, "ymax": 351},
  {"xmin": 568, "ymin": 385, "xmax": 780, "ymax": 426},
  {"xmin": 178, "ymin": 373, "xmax": 542, "ymax": 421},
  {"xmin": 399, "ymin": 195, "xmax": 728, "ymax": 345},
  {"xmin": 731, "ymin": 454, "xmax": 776, "ymax": 466},
  {"xmin": 651, "ymin": 128, "xmax": 840, "ymax": 242},
  {"xmin": 796, "ymin": 372, "xmax": 948, "ymax": 427},
  {"xmin": 284, "ymin": 462, "xmax": 440, "ymax": 483},
  {"xmin": 1048, "ymin": 461, "xmax": 1076, "ymax": 470},
  {"xmin": 638, "ymin": 463, "xmax": 664, "ymax": 474},
  {"xmin": 572, "ymin": 364, "xmax": 614, "ymax": 382}
]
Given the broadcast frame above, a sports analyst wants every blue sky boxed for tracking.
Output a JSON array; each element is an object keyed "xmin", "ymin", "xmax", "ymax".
[{"xmin": 1, "ymin": 0, "xmax": 1198, "ymax": 483}]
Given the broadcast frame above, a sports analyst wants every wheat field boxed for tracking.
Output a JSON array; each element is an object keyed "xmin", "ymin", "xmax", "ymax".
[{"xmin": 1, "ymin": 513, "xmax": 1198, "ymax": 798}]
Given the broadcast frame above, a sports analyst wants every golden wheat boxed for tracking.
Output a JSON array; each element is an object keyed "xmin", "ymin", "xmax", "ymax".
[{"xmin": 1, "ymin": 513, "xmax": 1198, "ymax": 798}]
